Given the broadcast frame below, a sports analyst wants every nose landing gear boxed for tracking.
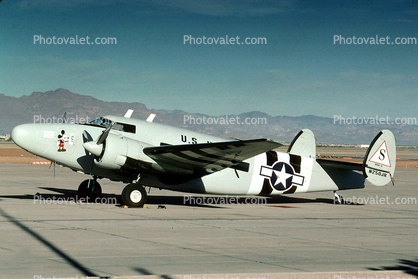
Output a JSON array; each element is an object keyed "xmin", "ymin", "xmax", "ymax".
[{"xmin": 78, "ymin": 178, "xmax": 102, "ymax": 200}]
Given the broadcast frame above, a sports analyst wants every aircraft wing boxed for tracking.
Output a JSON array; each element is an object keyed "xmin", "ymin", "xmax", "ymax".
[{"xmin": 143, "ymin": 138, "xmax": 282, "ymax": 174}]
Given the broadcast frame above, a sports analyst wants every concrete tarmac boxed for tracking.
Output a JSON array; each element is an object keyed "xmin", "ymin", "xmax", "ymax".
[{"xmin": 0, "ymin": 165, "xmax": 417, "ymax": 279}]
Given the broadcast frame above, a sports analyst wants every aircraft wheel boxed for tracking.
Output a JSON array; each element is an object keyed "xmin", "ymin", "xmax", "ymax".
[
  {"xmin": 121, "ymin": 183, "xmax": 147, "ymax": 207},
  {"xmin": 78, "ymin": 179, "xmax": 102, "ymax": 201}
]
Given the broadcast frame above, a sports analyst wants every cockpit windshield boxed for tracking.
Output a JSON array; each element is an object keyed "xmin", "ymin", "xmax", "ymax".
[
  {"xmin": 88, "ymin": 117, "xmax": 113, "ymax": 128},
  {"xmin": 85, "ymin": 117, "xmax": 136, "ymax": 133}
]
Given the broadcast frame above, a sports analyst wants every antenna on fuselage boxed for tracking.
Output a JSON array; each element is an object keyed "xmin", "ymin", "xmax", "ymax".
[
  {"xmin": 124, "ymin": 109, "xmax": 134, "ymax": 119},
  {"xmin": 146, "ymin": 113, "xmax": 156, "ymax": 122}
]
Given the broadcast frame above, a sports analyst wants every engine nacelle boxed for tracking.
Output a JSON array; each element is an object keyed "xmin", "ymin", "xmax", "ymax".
[
  {"xmin": 94, "ymin": 133, "xmax": 193, "ymax": 175},
  {"xmin": 95, "ymin": 134, "xmax": 155, "ymax": 170},
  {"xmin": 94, "ymin": 134, "xmax": 127, "ymax": 169}
]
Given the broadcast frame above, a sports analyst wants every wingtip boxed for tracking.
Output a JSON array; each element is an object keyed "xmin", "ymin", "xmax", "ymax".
[{"xmin": 266, "ymin": 138, "xmax": 283, "ymax": 147}]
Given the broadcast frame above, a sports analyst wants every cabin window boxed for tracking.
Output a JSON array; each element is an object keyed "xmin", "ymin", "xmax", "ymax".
[
  {"xmin": 115, "ymin": 123, "xmax": 136, "ymax": 133},
  {"xmin": 87, "ymin": 118, "xmax": 136, "ymax": 133}
]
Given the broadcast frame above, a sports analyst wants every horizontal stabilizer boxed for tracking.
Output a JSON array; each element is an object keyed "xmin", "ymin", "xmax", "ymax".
[
  {"xmin": 317, "ymin": 130, "xmax": 396, "ymax": 188},
  {"xmin": 317, "ymin": 159, "xmax": 362, "ymax": 171}
]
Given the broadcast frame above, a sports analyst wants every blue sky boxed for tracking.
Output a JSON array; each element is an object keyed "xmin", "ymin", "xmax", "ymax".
[{"xmin": 1, "ymin": 0, "xmax": 417, "ymax": 119}]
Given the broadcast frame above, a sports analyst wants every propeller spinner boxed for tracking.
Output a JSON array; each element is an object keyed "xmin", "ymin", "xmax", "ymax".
[{"xmin": 83, "ymin": 123, "xmax": 113, "ymax": 157}]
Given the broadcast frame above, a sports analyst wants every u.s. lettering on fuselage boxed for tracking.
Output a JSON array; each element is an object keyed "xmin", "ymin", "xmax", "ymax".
[{"xmin": 180, "ymin": 135, "xmax": 212, "ymax": 144}]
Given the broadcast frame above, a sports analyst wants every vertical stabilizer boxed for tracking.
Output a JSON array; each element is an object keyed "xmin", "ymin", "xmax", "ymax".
[
  {"xmin": 363, "ymin": 130, "xmax": 396, "ymax": 186},
  {"xmin": 287, "ymin": 129, "xmax": 316, "ymax": 158}
]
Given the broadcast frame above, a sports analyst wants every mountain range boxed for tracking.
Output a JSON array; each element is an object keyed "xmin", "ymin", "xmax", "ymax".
[{"xmin": 1, "ymin": 88, "xmax": 417, "ymax": 145}]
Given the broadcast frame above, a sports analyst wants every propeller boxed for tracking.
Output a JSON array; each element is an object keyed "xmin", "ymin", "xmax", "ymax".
[
  {"xmin": 82, "ymin": 122, "xmax": 114, "ymax": 192},
  {"xmin": 83, "ymin": 123, "xmax": 114, "ymax": 157}
]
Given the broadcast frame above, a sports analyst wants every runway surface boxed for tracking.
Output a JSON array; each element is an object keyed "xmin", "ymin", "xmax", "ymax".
[{"xmin": 0, "ymin": 165, "xmax": 417, "ymax": 279}]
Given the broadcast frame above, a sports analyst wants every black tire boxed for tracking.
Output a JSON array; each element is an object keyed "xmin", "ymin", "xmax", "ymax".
[
  {"xmin": 78, "ymin": 179, "xmax": 102, "ymax": 201},
  {"xmin": 121, "ymin": 184, "xmax": 147, "ymax": 207}
]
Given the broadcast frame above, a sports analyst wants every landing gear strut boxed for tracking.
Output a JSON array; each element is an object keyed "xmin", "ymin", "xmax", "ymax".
[
  {"xmin": 121, "ymin": 183, "xmax": 147, "ymax": 207},
  {"xmin": 333, "ymin": 191, "xmax": 344, "ymax": 204},
  {"xmin": 78, "ymin": 178, "xmax": 102, "ymax": 201}
]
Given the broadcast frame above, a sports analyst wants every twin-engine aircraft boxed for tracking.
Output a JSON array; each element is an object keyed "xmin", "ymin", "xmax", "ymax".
[{"xmin": 11, "ymin": 110, "xmax": 396, "ymax": 207}]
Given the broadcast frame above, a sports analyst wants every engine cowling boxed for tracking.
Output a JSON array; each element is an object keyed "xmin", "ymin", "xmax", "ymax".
[
  {"xmin": 94, "ymin": 133, "xmax": 155, "ymax": 170},
  {"xmin": 89, "ymin": 132, "xmax": 193, "ymax": 175}
]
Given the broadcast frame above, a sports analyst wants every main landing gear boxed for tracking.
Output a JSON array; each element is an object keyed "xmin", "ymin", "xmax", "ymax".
[
  {"xmin": 121, "ymin": 183, "xmax": 147, "ymax": 208},
  {"xmin": 76, "ymin": 180, "xmax": 147, "ymax": 207}
]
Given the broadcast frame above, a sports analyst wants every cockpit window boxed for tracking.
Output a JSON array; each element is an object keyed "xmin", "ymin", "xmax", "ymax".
[
  {"xmin": 86, "ymin": 117, "xmax": 136, "ymax": 133},
  {"xmin": 89, "ymin": 117, "xmax": 113, "ymax": 128},
  {"xmin": 118, "ymin": 123, "xmax": 136, "ymax": 133}
]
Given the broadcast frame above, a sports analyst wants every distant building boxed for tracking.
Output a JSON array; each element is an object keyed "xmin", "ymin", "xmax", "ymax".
[
  {"xmin": 360, "ymin": 144, "xmax": 369, "ymax": 148},
  {"xmin": 0, "ymin": 134, "xmax": 11, "ymax": 141}
]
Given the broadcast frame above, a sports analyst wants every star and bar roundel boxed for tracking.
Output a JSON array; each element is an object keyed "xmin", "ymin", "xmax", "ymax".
[{"xmin": 259, "ymin": 152, "xmax": 305, "ymax": 193}]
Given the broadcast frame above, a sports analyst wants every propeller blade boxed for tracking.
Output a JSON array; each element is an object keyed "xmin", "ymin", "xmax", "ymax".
[
  {"xmin": 97, "ymin": 123, "xmax": 113, "ymax": 145},
  {"xmin": 82, "ymin": 130, "xmax": 93, "ymax": 143}
]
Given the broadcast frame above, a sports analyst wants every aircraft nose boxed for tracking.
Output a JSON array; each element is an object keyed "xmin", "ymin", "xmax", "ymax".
[{"xmin": 11, "ymin": 124, "xmax": 32, "ymax": 149}]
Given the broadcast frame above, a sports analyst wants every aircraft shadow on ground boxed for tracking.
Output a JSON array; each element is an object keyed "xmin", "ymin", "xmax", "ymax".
[
  {"xmin": 0, "ymin": 207, "xmax": 101, "ymax": 278},
  {"xmin": 0, "ymin": 206, "xmax": 166, "ymax": 278},
  {"xmin": 0, "ymin": 186, "xmax": 368, "ymax": 207},
  {"xmin": 133, "ymin": 268, "xmax": 173, "ymax": 279},
  {"xmin": 368, "ymin": 258, "xmax": 418, "ymax": 276}
]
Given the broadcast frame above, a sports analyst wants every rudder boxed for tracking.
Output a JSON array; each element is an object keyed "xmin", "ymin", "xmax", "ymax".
[
  {"xmin": 363, "ymin": 130, "xmax": 396, "ymax": 186},
  {"xmin": 287, "ymin": 129, "xmax": 316, "ymax": 158}
]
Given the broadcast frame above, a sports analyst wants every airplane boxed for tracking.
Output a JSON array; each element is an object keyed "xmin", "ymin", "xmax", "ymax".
[{"xmin": 11, "ymin": 110, "xmax": 396, "ymax": 207}]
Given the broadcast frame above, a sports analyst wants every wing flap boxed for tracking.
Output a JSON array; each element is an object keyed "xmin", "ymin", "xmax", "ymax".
[{"xmin": 144, "ymin": 138, "xmax": 281, "ymax": 173}]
